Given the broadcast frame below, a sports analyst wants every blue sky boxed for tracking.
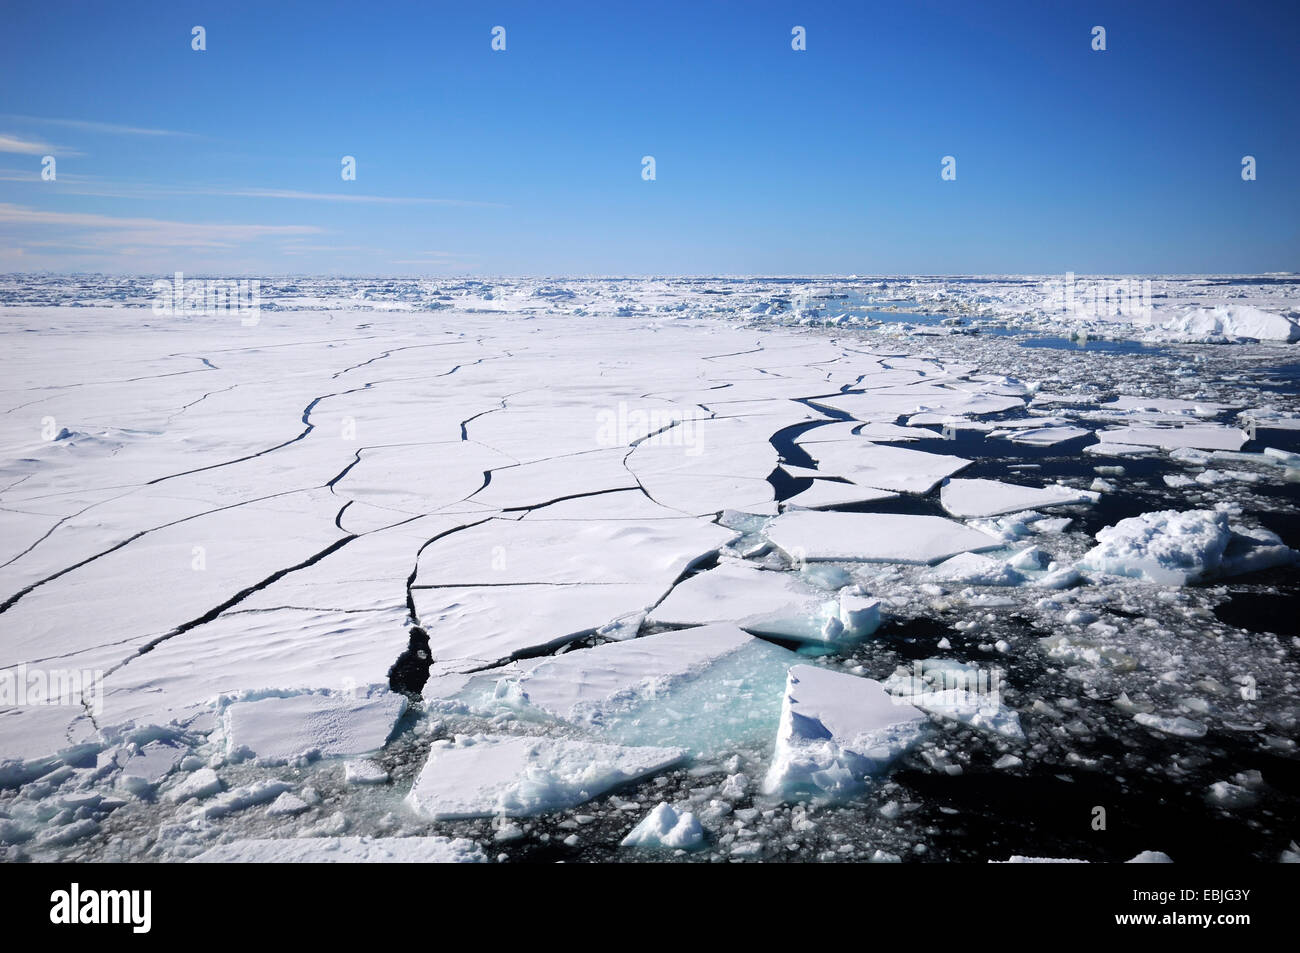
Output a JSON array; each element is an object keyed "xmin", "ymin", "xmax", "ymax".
[{"xmin": 1, "ymin": 0, "xmax": 1296, "ymax": 275}]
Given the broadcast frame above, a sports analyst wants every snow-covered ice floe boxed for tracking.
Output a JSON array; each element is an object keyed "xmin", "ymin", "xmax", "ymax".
[
  {"xmin": 764, "ymin": 511, "xmax": 1000, "ymax": 564},
  {"xmin": 939, "ymin": 478, "xmax": 1099, "ymax": 519},
  {"xmin": 405, "ymin": 735, "xmax": 687, "ymax": 819}
]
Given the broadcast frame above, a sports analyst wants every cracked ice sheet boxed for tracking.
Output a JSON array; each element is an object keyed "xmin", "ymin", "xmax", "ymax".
[
  {"xmin": 940, "ymin": 478, "xmax": 1099, "ymax": 519},
  {"xmin": 192, "ymin": 835, "xmax": 488, "ymax": 863},
  {"xmin": 413, "ymin": 582, "xmax": 665, "ymax": 671},
  {"xmin": 96, "ymin": 605, "xmax": 411, "ymax": 731},
  {"xmin": 0, "ymin": 488, "xmax": 348, "ymax": 671},
  {"xmin": 405, "ymin": 734, "xmax": 686, "ymax": 819},
  {"xmin": 414, "ymin": 515, "xmax": 735, "ymax": 587},
  {"xmin": 815, "ymin": 387, "xmax": 1025, "ymax": 424},
  {"xmin": 764, "ymin": 511, "xmax": 1000, "ymax": 564}
]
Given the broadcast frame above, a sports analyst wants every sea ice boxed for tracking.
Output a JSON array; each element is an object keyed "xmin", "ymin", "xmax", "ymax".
[
  {"xmin": 1077, "ymin": 509, "xmax": 1296, "ymax": 585},
  {"xmin": 405, "ymin": 735, "xmax": 686, "ymax": 819},
  {"xmin": 192, "ymin": 835, "xmax": 487, "ymax": 863},
  {"xmin": 764, "ymin": 511, "xmax": 1000, "ymax": 564},
  {"xmin": 222, "ymin": 690, "xmax": 406, "ymax": 765},
  {"xmin": 939, "ymin": 478, "xmax": 1099, "ymax": 519},
  {"xmin": 621, "ymin": 802, "xmax": 705, "ymax": 850},
  {"xmin": 763, "ymin": 664, "xmax": 926, "ymax": 800}
]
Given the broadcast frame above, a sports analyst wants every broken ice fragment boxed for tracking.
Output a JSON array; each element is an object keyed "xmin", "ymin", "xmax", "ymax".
[
  {"xmin": 621, "ymin": 802, "xmax": 705, "ymax": 850},
  {"xmin": 763, "ymin": 664, "xmax": 926, "ymax": 801}
]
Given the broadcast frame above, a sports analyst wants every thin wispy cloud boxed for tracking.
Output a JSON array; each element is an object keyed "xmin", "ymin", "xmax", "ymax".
[
  {"xmin": 0, "ymin": 202, "xmax": 322, "ymax": 248},
  {"xmin": 0, "ymin": 133, "xmax": 79, "ymax": 156},
  {"xmin": 0, "ymin": 173, "xmax": 506, "ymax": 208},
  {"xmin": 0, "ymin": 114, "xmax": 199, "ymax": 138}
]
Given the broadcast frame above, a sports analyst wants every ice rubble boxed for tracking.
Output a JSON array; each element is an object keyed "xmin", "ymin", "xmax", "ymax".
[
  {"xmin": 1077, "ymin": 508, "xmax": 1296, "ymax": 585},
  {"xmin": 192, "ymin": 835, "xmax": 487, "ymax": 863},
  {"xmin": 405, "ymin": 735, "xmax": 686, "ymax": 819},
  {"xmin": 764, "ymin": 665, "xmax": 926, "ymax": 800}
]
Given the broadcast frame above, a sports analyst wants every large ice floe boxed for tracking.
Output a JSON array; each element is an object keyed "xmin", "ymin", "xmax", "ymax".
[{"xmin": 1, "ymin": 275, "xmax": 1296, "ymax": 864}]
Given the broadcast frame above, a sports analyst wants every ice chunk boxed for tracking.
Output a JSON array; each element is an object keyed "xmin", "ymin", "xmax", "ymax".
[
  {"xmin": 940, "ymin": 478, "xmax": 1099, "ymax": 519},
  {"xmin": 765, "ymin": 511, "xmax": 999, "ymax": 564},
  {"xmin": 1078, "ymin": 509, "xmax": 1296, "ymax": 585},
  {"xmin": 763, "ymin": 665, "xmax": 926, "ymax": 800},
  {"xmin": 1005, "ymin": 426, "xmax": 1091, "ymax": 446},
  {"xmin": 621, "ymin": 802, "xmax": 705, "ymax": 850},
  {"xmin": 192, "ymin": 835, "xmax": 487, "ymax": 863},
  {"xmin": 222, "ymin": 690, "xmax": 406, "ymax": 765},
  {"xmin": 164, "ymin": 767, "xmax": 222, "ymax": 803},
  {"xmin": 405, "ymin": 735, "xmax": 686, "ymax": 819},
  {"xmin": 477, "ymin": 624, "xmax": 797, "ymax": 756}
]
